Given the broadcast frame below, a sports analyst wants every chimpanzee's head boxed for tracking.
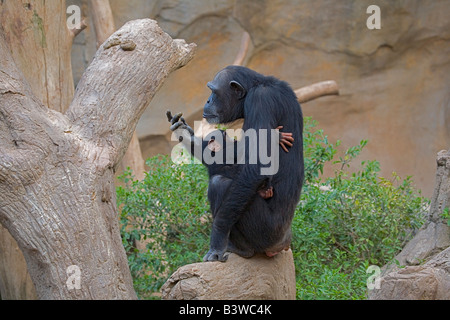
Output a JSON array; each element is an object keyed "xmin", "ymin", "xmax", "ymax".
[{"xmin": 202, "ymin": 66, "xmax": 250, "ymax": 124}]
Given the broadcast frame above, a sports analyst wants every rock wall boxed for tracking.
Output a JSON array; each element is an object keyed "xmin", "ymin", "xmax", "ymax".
[{"xmin": 71, "ymin": 0, "xmax": 450, "ymax": 197}]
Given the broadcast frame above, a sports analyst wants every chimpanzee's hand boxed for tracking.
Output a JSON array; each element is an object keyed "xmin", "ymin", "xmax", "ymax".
[
  {"xmin": 276, "ymin": 126, "xmax": 294, "ymax": 153},
  {"xmin": 166, "ymin": 110, "xmax": 194, "ymax": 134},
  {"xmin": 166, "ymin": 110, "xmax": 194, "ymax": 141},
  {"xmin": 203, "ymin": 248, "xmax": 229, "ymax": 262}
]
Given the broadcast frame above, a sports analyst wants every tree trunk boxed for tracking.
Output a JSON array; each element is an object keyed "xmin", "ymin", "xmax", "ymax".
[
  {"xmin": 0, "ymin": 0, "xmax": 75, "ymax": 113},
  {"xmin": 88, "ymin": 0, "xmax": 146, "ymax": 181},
  {"xmin": 0, "ymin": 17, "xmax": 196, "ymax": 300},
  {"xmin": 0, "ymin": 224, "xmax": 36, "ymax": 299},
  {"xmin": 0, "ymin": 0, "xmax": 77, "ymax": 300}
]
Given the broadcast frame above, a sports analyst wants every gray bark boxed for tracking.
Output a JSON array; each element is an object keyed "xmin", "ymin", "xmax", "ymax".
[{"xmin": 0, "ymin": 19, "xmax": 196, "ymax": 299}]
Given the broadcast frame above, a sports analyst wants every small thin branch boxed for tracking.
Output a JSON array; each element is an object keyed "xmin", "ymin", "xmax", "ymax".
[
  {"xmin": 89, "ymin": 0, "xmax": 116, "ymax": 48},
  {"xmin": 69, "ymin": 18, "xmax": 88, "ymax": 39},
  {"xmin": 294, "ymin": 80, "xmax": 339, "ymax": 103},
  {"xmin": 232, "ymin": 32, "xmax": 251, "ymax": 66}
]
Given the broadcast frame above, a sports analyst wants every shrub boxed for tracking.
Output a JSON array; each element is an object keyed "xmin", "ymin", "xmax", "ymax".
[
  {"xmin": 117, "ymin": 117, "xmax": 429, "ymax": 299},
  {"xmin": 117, "ymin": 156, "xmax": 210, "ymax": 298},
  {"xmin": 293, "ymin": 118, "xmax": 428, "ymax": 299}
]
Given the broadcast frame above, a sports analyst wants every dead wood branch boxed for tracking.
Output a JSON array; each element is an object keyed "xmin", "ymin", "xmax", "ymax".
[
  {"xmin": 232, "ymin": 32, "xmax": 251, "ymax": 66},
  {"xmin": 294, "ymin": 80, "xmax": 339, "ymax": 103},
  {"xmin": 89, "ymin": 0, "xmax": 115, "ymax": 47}
]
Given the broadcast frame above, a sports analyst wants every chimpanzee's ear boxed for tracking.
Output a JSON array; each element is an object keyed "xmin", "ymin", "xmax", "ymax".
[{"xmin": 229, "ymin": 80, "xmax": 246, "ymax": 100}]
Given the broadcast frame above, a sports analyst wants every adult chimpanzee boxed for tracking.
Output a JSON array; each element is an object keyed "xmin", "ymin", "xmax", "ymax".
[{"xmin": 167, "ymin": 65, "xmax": 304, "ymax": 262}]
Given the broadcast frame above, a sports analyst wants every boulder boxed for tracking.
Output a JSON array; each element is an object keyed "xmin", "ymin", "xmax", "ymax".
[
  {"xmin": 369, "ymin": 150, "xmax": 450, "ymax": 300},
  {"xmin": 369, "ymin": 247, "xmax": 450, "ymax": 300},
  {"xmin": 161, "ymin": 249, "xmax": 296, "ymax": 300}
]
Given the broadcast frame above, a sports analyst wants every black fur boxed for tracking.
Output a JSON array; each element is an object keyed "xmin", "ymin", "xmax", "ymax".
[{"xmin": 168, "ymin": 66, "xmax": 304, "ymax": 262}]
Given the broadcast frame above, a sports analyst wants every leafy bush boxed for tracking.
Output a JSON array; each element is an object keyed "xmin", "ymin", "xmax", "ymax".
[
  {"xmin": 293, "ymin": 118, "xmax": 428, "ymax": 299},
  {"xmin": 117, "ymin": 156, "xmax": 211, "ymax": 298},
  {"xmin": 117, "ymin": 117, "xmax": 429, "ymax": 299}
]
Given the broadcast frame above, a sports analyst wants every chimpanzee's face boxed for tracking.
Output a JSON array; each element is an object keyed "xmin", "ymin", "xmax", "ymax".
[{"xmin": 203, "ymin": 70, "xmax": 246, "ymax": 124}]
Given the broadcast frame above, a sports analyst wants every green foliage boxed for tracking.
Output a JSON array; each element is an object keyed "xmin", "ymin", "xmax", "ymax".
[
  {"xmin": 117, "ymin": 117, "xmax": 429, "ymax": 300},
  {"xmin": 293, "ymin": 117, "xmax": 428, "ymax": 299},
  {"xmin": 441, "ymin": 207, "xmax": 450, "ymax": 227},
  {"xmin": 117, "ymin": 156, "xmax": 211, "ymax": 299}
]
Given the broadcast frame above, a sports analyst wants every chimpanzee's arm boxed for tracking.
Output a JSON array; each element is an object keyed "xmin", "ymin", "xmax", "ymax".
[{"xmin": 166, "ymin": 110, "xmax": 209, "ymax": 161}]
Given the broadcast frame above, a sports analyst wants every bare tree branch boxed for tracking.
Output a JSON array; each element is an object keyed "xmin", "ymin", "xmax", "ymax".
[
  {"xmin": 0, "ymin": 31, "xmax": 57, "ymax": 177},
  {"xmin": 69, "ymin": 18, "xmax": 88, "ymax": 39},
  {"xmin": 230, "ymin": 31, "xmax": 339, "ymax": 104},
  {"xmin": 89, "ymin": 0, "xmax": 116, "ymax": 47},
  {"xmin": 88, "ymin": 0, "xmax": 147, "ymax": 180},
  {"xmin": 294, "ymin": 80, "xmax": 339, "ymax": 103},
  {"xmin": 232, "ymin": 32, "xmax": 251, "ymax": 66},
  {"xmin": 66, "ymin": 20, "xmax": 196, "ymax": 168}
]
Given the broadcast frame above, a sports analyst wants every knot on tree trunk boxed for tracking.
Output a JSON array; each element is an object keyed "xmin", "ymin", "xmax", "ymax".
[{"xmin": 161, "ymin": 249, "xmax": 296, "ymax": 300}]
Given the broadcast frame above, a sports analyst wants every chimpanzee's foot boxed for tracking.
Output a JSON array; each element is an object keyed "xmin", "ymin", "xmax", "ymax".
[
  {"xmin": 203, "ymin": 248, "xmax": 229, "ymax": 262},
  {"xmin": 265, "ymin": 246, "xmax": 290, "ymax": 258},
  {"xmin": 265, "ymin": 251, "xmax": 279, "ymax": 257},
  {"xmin": 227, "ymin": 242, "xmax": 254, "ymax": 258},
  {"xmin": 258, "ymin": 186, "xmax": 274, "ymax": 199}
]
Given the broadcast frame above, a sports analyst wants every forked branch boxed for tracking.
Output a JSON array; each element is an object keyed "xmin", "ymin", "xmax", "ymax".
[{"xmin": 66, "ymin": 19, "xmax": 196, "ymax": 166}]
